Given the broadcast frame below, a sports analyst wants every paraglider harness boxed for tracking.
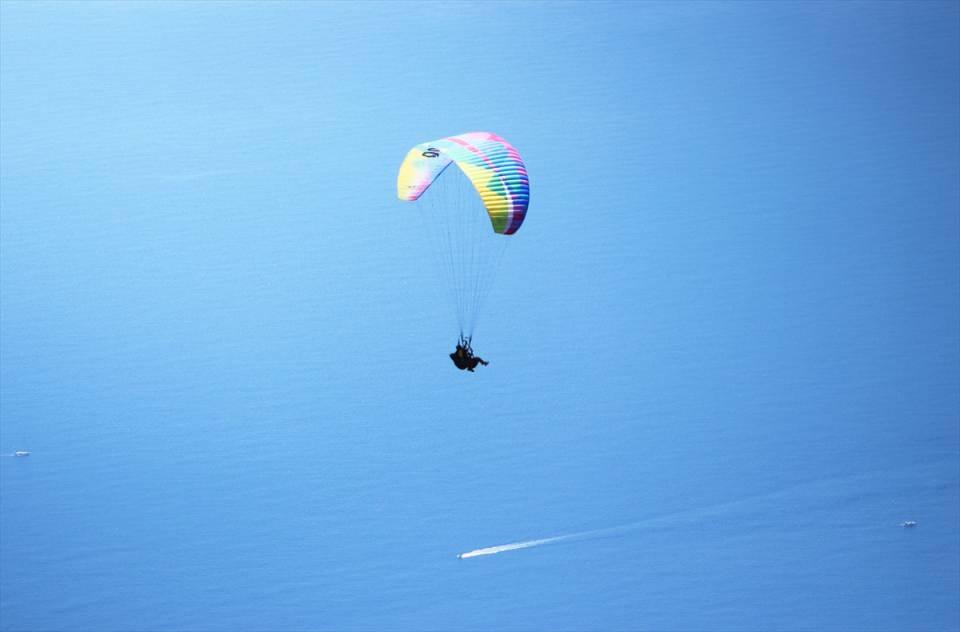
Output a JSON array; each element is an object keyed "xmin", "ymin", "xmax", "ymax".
[{"xmin": 450, "ymin": 334, "xmax": 488, "ymax": 371}]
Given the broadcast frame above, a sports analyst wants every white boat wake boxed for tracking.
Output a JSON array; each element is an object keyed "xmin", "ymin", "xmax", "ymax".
[
  {"xmin": 455, "ymin": 461, "xmax": 954, "ymax": 560},
  {"xmin": 457, "ymin": 523, "xmax": 635, "ymax": 559},
  {"xmin": 457, "ymin": 535, "xmax": 574, "ymax": 559}
]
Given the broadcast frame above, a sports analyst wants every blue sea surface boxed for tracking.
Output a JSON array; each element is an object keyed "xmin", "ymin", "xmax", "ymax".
[{"xmin": 1, "ymin": 2, "xmax": 958, "ymax": 631}]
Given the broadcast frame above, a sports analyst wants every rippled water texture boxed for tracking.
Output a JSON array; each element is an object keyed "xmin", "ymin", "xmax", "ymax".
[{"xmin": 2, "ymin": 2, "xmax": 958, "ymax": 630}]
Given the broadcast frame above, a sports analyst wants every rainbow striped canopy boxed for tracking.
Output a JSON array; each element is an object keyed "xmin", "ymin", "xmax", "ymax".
[{"xmin": 396, "ymin": 132, "xmax": 529, "ymax": 235}]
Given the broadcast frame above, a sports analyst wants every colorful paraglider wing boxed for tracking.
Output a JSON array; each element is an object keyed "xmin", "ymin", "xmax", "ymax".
[{"xmin": 396, "ymin": 132, "xmax": 529, "ymax": 234}]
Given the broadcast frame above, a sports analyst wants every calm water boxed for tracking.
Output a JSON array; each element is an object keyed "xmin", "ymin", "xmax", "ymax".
[{"xmin": 2, "ymin": 2, "xmax": 958, "ymax": 631}]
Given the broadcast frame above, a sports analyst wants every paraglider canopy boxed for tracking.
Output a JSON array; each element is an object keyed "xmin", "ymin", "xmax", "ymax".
[{"xmin": 397, "ymin": 132, "xmax": 529, "ymax": 235}]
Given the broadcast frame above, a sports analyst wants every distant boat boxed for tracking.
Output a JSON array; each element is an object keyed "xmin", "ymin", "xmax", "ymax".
[
  {"xmin": 901, "ymin": 521, "xmax": 917, "ymax": 528},
  {"xmin": 13, "ymin": 451, "xmax": 30, "ymax": 457}
]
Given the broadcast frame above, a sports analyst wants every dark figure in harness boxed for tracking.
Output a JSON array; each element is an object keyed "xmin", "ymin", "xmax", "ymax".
[{"xmin": 450, "ymin": 335, "xmax": 489, "ymax": 372}]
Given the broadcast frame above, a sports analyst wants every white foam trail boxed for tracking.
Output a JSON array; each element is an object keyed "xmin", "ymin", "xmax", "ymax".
[
  {"xmin": 457, "ymin": 524, "xmax": 634, "ymax": 559},
  {"xmin": 456, "ymin": 461, "xmax": 955, "ymax": 560},
  {"xmin": 457, "ymin": 535, "xmax": 574, "ymax": 559},
  {"xmin": 456, "ymin": 499, "xmax": 765, "ymax": 560}
]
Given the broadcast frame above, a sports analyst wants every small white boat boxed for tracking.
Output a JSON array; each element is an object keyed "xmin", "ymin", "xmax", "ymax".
[
  {"xmin": 901, "ymin": 521, "xmax": 917, "ymax": 528},
  {"xmin": 13, "ymin": 451, "xmax": 30, "ymax": 457}
]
